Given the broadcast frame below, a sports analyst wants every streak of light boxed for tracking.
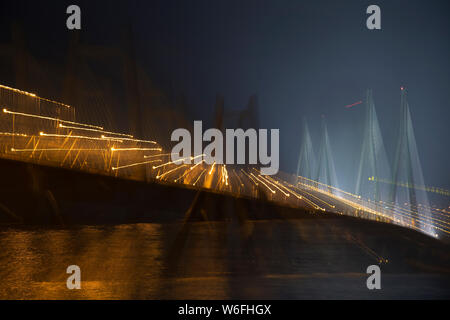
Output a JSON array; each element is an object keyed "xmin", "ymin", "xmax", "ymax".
[
  {"xmin": 39, "ymin": 132, "xmax": 123, "ymax": 143},
  {"xmin": 378, "ymin": 200, "xmax": 450, "ymax": 230},
  {"xmin": 293, "ymin": 182, "xmax": 336, "ymax": 211},
  {"xmin": 11, "ymin": 147, "xmax": 106, "ymax": 152},
  {"xmin": 2, "ymin": 108, "xmax": 102, "ymax": 130},
  {"xmin": 297, "ymin": 179, "xmax": 444, "ymax": 236},
  {"xmin": 174, "ymin": 166, "xmax": 196, "ymax": 183},
  {"xmin": 153, "ymin": 154, "xmax": 204, "ymax": 169},
  {"xmin": 298, "ymin": 175, "xmax": 361, "ymax": 199},
  {"xmin": 156, "ymin": 164, "xmax": 188, "ymax": 180},
  {"xmin": 223, "ymin": 165, "xmax": 229, "ymax": 186},
  {"xmin": 0, "ymin": 84, "xmax": 71, "ymax": 108},
  {"xmin": 144, "ymin": 153, "xmax": 175, "ymax": 159},
  {"xmin": 101, "ymin": 135, "xmax": 157, "ymax": 145},
  {"xmin": 299, "ymin": 173, "xmax": 448, "ymax": 232},
  {"xmin": 233, "ymin": 169, "xmax": 244, "ymax": 187},
  {"xmin": 368, "ymin": 176, "xmax": 450, "ymax": 197},
  {"xmin": 259, "ymin": 175, "xmax": 289, "ymax": 197},
  {"xmin": 0, "ymin": 132, "xmax": 28, "ymax": 137},
  {"xmin": 59, "ymin": 124, "xmax": 133, "ymax": 138},
  {"xmin": 283, "ymin": 178, "xmax": 336, "ymax": 209},
  {"xmin": 250, "ymin": 172, "xmax": 275, "ymax": 193},
  {"xmin": 257, "ymin": 174, "xmax": 289, "ymax": 196},
  {"xmin": 220, "ymin": 165, "xmax": 229, "ymax": 186},
  {"xmin": 241, "ymin": 169, "xmax": 258, "ymax": 186},
  {"xmin": 274, "ymin": 179, "xmax": 323, "ymax": 209},
  {"xmin": 190, "ymin": 160, "xmax": 205, "ymax": 171},
  {"xmin": 193, "ymin": 169, "xmax": 207, "ymax": 186},
  {"xmin": 208, "ymin": 162, "xmax": 216, "ymax": 175},
  {"xmin": 111, "ymin": 147, "xmax": 162, "ymax": 152},
  {"xmin": 112, "ymin": 159, "xmax": 162, "ymax": 171},
  {"xmin": 344, "ymin": 100, "xmax": 363, "ymax": 108}
]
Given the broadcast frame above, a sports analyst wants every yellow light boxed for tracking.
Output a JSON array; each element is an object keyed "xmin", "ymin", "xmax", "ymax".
[
  {"xmin": 112, "ymin": 159, "xmax": 162, "ymax": 171},
  {"xmin": 2, "ymin": 108, "xmax": 102, "ymax": 129},
  {"xmin": 40, "ymin": 132, "xmax": 123, "ymax": 143},
  {"xmin": 102, "ymin": 135, "xmax": 157, "ymax": 144},
  {"xmin": 59, "ymin": 123, "xmax": 133, "ymax": 138},
  {"xmin": 156, "ymin": 164, "xmax": 187, "ymax": 180},
  {"xmin": 250, "ymin": 172, "xmax": 275, "ymax": 193},
  {"xmin": 111, "ymin": 147, "xmax": 161, "ymax": 152},
  {"xmin": 0, "ymin": 83, "xmax": 70, "ymax": 108},
  {"xmin": 193, "ymin": 169, "xmax": 207, "ymax": 186},
  {"xmin": 208, "ymin": 162, "xmax": 216, "ymax": 175}
]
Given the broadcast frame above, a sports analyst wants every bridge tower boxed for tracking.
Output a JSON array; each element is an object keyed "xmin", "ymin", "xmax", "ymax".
[
  {"xmin": 213, "ymin": 94, "xmax": 225, "ymax": 133},
  {"xmin": 0, "ymin": 22, "xmax": 29, "ymax": 90},
  {"xmin": 315, "ymin": 117, "xmax": 338, "ymax": 193},
  {"xmin": 296, "ymin": 118, "xmax": 315, "ymax": 180},
  {"xmin": 62, "ymin": 20, "xmax": 144, "ymax": 137},
  {"xmin": 355, "ymin": 89, "xmax": 391, "ymax": 203},
  {"xmin": 238, "ymin": 95, "xmax": 260, "ymax": 130},
  {"xmin": 390, "ymin": 88, "xmax": 432, "ymax": 233},
  {"xmin": 213, "ymin": 94, "xmax": 259, "ymax": 131}
]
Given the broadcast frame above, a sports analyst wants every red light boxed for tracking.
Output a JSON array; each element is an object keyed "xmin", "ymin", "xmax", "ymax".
[
  {"xmin": 344, "ymin": 101, "xmax": 363, "ymax": 108},
  {"xmin": 401, "ymin": 86, "xmax": 404, "ymax": 90}
]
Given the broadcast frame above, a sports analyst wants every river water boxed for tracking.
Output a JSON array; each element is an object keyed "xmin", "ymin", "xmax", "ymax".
[{"xmin": 0, "ymin": 220, "xmax": 449, "ymax": 299}]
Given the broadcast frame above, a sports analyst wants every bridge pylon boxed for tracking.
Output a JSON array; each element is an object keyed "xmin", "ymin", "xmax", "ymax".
[
  {"xmin": 296, "ymin": 118, "xmax": 316, "ymax": 181},
  {"xmin": 315, "ymin": 117, "xmax": 338, "ymax": 194},
  {"xmin": 355, "ymin": 89, "xmax": 391, "ymax": 206},
  {"xmin": 390, "ymin": 88, "xmax": 432, "ymax": 234}
]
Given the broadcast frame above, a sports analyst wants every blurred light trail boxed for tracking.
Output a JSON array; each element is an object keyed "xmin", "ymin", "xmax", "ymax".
[
  {"xmin": 0, "ymin": 132, "xmax": 28, "ymax": 137},
  {"xmin": 144, "ymin": 153, "xmax": 175, "ymax": 159},
  {"xmin": 368, "ymin": 176, "xmax": 450, "ymax": 197},
  {"xmin": 39, "ymin": 132, "xmax": 123, "ymax": 143},
  {"xmin": 193, "ymin": 169, "xmax": 207, "ymax": 186},
  {"xmin": 223, "ymin": 165, "xmax": 229, "ymax": 185},
  {"xmin": 101, "ymin": 135, "xmax": 157, "ymax": 145},
  {"xmin": 208, "ymin": 162, "xmax": 216, "ymax": 175},
  {"xmin": 250, "ymin": 172, "xmax": 275, "ymax": 193},
  {"xmin": 241, "ymin": 169, "xmax": 258, "ymax": 186},
  {"xmin": 254, "ymin": 171, "xmax": 289, "ymax": 196},
  {"xmin": 112, "ymin": 159, "xmax": 162, "ymax": 171},
  {"xmin": 11, "ymin": 147, "xmax": 106, "ymax": 152},
  {"xmin": 59, "ymin": 124, "xmax": 133, "ymax": 138},
  {"xmin": 153, "ymin": 154, "xmax": 204, "ymax": 169},
  {"xmin": 233, "ymin": 169, "xmax": 244, "ymax": 187},
  {"xmin": 111, "ymin": 147, "xmax": 162, "ymax": 152},
  {"xmin": 0, "ymin": 84, "xmax": 71, "ymax": 108},
  {"xmin": 156, "ymin": 164, "xmax": 187, "ymax": 180},
  {"xmin": 2, "ymin": 108, "xmax": 103, "ymax": 129},
  {"xmin": 174, "ymin": 166, "xmax": 196, "ymax": 182},
  {"xmin": 190, "ymin": 160, "xmax": 205, "ymax": 171},
  {"xmin": 344, "ymin": 100, "xmax": 363, "ymax": 108}
]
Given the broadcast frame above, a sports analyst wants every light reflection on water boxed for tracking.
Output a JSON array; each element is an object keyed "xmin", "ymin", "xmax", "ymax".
[{"xmin": 0, "ymin": 220, "xmax": 449, "ymax": 299}]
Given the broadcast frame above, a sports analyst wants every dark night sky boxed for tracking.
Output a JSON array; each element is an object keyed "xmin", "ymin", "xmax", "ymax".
[{"xmin": 0, "ymin": 0, "xmax": 449, "ymax": 191}]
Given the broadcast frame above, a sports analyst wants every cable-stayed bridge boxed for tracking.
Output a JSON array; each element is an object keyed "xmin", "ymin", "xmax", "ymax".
[
  {"xmin": 0, "ymin": 83, "xmax": 448, "ymax": 239},
  {"xmin": 296, "ymin": 88, "xmax": 449, "ymax": 238}
]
